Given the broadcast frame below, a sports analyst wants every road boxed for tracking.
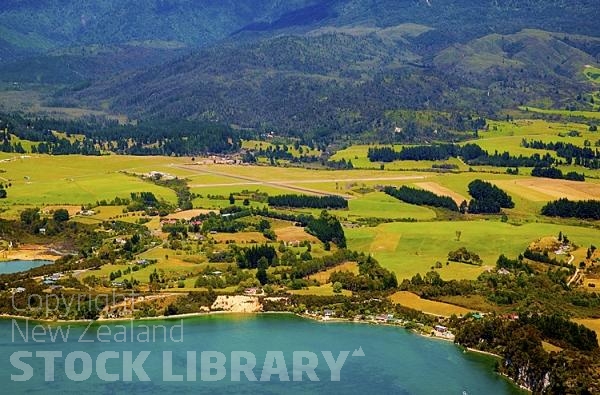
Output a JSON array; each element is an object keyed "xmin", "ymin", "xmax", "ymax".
[{"xmin": 566, "ymin": 255, "xmax": 579, "ymax": 287}]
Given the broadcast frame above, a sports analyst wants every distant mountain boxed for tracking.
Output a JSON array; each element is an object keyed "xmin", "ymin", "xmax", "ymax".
[
  {"xmin": 0, "ymin": 0, "xmax": 317, "ymax": 81},
  {"xmin": 0, "ymin": 0, "xmax": 316, "ymax": 54},
  {"xmin": 2, "ymin": 0, "xmax": 600, "ymax": 140}
]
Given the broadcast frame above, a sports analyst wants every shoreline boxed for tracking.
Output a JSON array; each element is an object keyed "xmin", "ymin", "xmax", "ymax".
[
  {"xmin": 1, "ymin": 310, "xmax": 527, "ymax": 392},
  {"xmin": 0, "ymin": 246, "xmax": 63, "ymax": 262}
]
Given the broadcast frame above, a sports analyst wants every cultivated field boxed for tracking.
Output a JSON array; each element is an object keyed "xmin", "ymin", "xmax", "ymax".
[
  {"xmin": 413, "ymin": 182, "xmax": 468, "ymax": 205},
  {"xmin": 493, "ymin": 178, "xmax": 600, "ymax": 201},
  {"xmin": 274, "ymin": 226, "xmax": 319, "ymax": 243},
  {"xmin": 389, "ymin": 291, "xmax": 473, "ymax": 317}
]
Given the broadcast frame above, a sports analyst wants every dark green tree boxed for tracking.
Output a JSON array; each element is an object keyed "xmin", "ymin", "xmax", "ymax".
[{"xmin": 53, "ymin": 208, "xmax": 70, "ymax": 222}]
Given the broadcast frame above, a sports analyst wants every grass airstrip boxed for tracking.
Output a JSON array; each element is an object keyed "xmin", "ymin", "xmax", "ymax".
[{"xmin": 2, "ymin": 116, "xmax": 600, "ymax": 283}]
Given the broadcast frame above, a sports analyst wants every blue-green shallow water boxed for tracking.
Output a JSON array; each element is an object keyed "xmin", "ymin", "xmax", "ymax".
[
  {"xmin": 0, "ymin": 260, "xmax": 51, "ymax": 274},
  {"xmin": 0, "ymin": 314, "xmax": 522, "ymax": 394}
]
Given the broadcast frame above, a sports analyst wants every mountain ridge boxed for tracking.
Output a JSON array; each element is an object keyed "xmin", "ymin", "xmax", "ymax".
[{"xmin": 1, "ymin": 0, "xmax": 599, "ymax": 140}]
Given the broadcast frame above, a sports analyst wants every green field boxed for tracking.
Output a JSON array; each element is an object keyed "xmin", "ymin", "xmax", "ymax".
[
  {"xmin": 330, "ymin": 144, "xmax": 468, "ymax": 170},
  {"xmin": 0, "ymin": 155, "xmax": 185, "ymax": 206},
  {"xmin": 331, "ymin": 119, "xmax": 599, "ymax": 174},
  {"xmin": 3, "ymin": 152, "xmax": 600, "ymax": 284},
  {"xmin": 345, "ymin": 192, "xmax": 436, "ymax": 220},
  {"xmin": 584, "ymin": 66, "xmax": 600, "ymax": 84},
  {"xmin": 347, "ymin": 221, "xmax": 600, "ymax": 280}
]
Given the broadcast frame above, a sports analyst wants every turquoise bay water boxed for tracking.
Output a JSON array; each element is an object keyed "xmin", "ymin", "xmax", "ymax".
[
  {"xmin": 0, "ymin": 260, "xmax": 51, "ymax": 274},
  {"xmin": 0, "ymin": 314, "xmax": 521, "ymax": 394}
]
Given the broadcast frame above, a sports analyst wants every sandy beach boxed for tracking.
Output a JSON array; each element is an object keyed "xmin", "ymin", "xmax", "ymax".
[{"xmin": 0, "ymin": 244, "xmax": 62, "ymax": 262}]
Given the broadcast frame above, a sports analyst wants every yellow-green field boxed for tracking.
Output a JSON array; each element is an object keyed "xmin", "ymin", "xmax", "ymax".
[
  {"xmin": 347, "ymin": 221, "xmax": 600, "ymax": 280},
  {"xmin": 0, "ymin": 154, "xmax": 185, "ymax": 206},
  {"xmin": 331, "ymin": 144, "xmax": 468, "ymax": 171},
  {"xmin": 389, "ymin": 291, "xmax": 473, "ymax": 317},
  {"xmin": 307, "ymin": 262, "xmax": 359, "ymax": 284},
  {"xmin": 79, "ymin": 247, "xmax": 206, "ymax": 285},
  {"xmin": 329, "ymin": 119, "xmax": 600, "ymax": 180},
  {"xmin": 345, "ymin": 192, "xmax": 436, "ymax": 220},
  {"xmin": 288, "ymin": 284, "xmax": 352, "ymax": 296}
]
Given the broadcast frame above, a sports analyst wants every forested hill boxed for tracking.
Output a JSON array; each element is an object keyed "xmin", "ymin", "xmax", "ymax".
[
  {"xmin": 0, "ymin": 0, "xmax": 316, "ymax": 56},
  {"xmin": 2, "ymin": 0, "xmax": 600, "ymax": 141},
  {"xmin": 2, "ymin": 0, "xmax": 599, "ymax": 53},
  {"xmin": 72, "ymin": 29, "xmax": 600, "ymax": 140}
]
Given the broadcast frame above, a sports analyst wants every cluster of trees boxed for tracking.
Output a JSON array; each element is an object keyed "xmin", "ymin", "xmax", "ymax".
[
  {"xmin": 194, "ymin": 266, "xmax": 254, "ymax": 289},
  {"xmin": 523, "ymin": 248, "xmax": 567, "ymax": 267},
  {"xmin": 531, "ymin": 166, "xmax": 585, "ymax": 181},
  {"xmin": 496, "ymin": 254, "xmax": 534, "ymax": 274},
  {"xmin": 267, "ymin": 194, "xmax": 348, "ymax": 209},
  {"xmin": 329, "ymin": 255, "xmax": 398, "ymax": 292},
  {"xmin": 0, "ymin": 112, "xmax": 240, "ymax": 156},
  {"xmin": 541, "ymin": 198, "xmax": 600, "ymax": 220},
  {"xmin": 367, "ymin": 144, "xmax": 555, "ymax": 168},
  {"xmin": 383, "ymin": 185, "xmax": 459, "ymax": 211},
  {"xmin": 447, "ymin": 247, "xmax": 483, "ymax": 265},
  {"xmin": 200, "ymin": 213, "xmax": 249, "ymax": 233},
  {"xmin": 0, "ymin": 138, "xmax": 26, "ymax": 154},
  {"xmin": 325, "ymin": 158, "xmax": 354, "ymax": 169},
  {"xmin": 455, "ymin": 315, "xmax": 596, "ymax": 393},
  {"xmin": 236, "ymin": 244, "xmax": 277, "ymax": 269},
  {"xmin": 32, "ymin": 139, "xmax": 100, "ymax": 155},
  {"xmin": 407, "ymin": 252, "xmax": 596, "ymax": 313},
  {"xmin": 306, "ymin": 211, "xmax": 346, "ymax": 248},
  {"xmin": 125, "ymin": 192, "xmax": 171, "ymax": 214},
  {"xmin": 149, "ymin": 176, "xmax": 195, "ymax": 210},
  {"xmin": 368, "ymin": 144, "xmax": 458, "ymax": 162},
  {"xmin": 523, "ymin": 139, "xmax": 600, "ymax": 169},
  {"xmin": 467, "ymin": 179, "xmax": 514, "ymax": 214},
  {"xmin": 245, "ymin": 144, "xmax": 321, "ymax": 165},
  {"xmin": 520, "ymin": 314, "xmax": 598, "ymax": 352},
  {"xmin": 289, "ymin": 249, "xmax": 357, "ymax": 279},
  {"xmin": 16, "ymin": 207, "xmax": 71, "ymax": 236}
]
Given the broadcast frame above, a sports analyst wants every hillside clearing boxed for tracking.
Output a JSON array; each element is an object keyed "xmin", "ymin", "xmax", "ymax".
[
  {"xmin": 274, "ymin": 226, "xmax": 319, "ymax": 243},
  {"xmin": 307, "ymin": 262, "xmax": 359, "ymax": 284}
]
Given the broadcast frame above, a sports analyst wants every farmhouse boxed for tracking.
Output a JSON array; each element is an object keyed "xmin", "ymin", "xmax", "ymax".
[{"xmin": 79, "ymin": 210, "xmax": 96, "ymax": 216}]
